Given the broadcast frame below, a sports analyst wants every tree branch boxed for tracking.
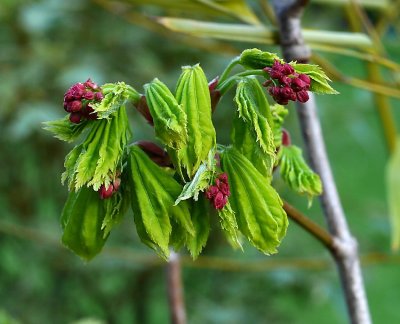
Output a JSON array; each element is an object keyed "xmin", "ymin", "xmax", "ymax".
[
  {"xmin": 167, "ymin": 251, "xmax": 187, "ymax": 324},
  {"xmin": 272, "ymin": 1, "xmax": 372, "ymax": 323}
]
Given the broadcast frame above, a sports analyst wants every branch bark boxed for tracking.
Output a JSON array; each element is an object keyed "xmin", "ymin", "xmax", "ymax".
[
  {"xmin": 167, "ymin": 251, "xmax": 187, "ymax": 324},
  {"xmin": 272, "ymin": 1, "xmax": 372, "ymax": 323}
]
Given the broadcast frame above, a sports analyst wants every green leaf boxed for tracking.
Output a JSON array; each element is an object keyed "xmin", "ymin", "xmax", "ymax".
[
  {"xmin": 221, "ymin": 147, "xmax": 288, "ymax": 254},
  {"xmin": 218, "ymin": 202, "xmax": 242, "ymax": 250},
  {"xmin": 175, "ymin": 149, "xmax": 216, "ymax": 204},
  {"xmin": 43, "ymin": 116, "xmax": 90, "ymax": 143},
  {"xmin": 92, "ymin": 82, "xmax": 140, "ymax": 119},
  {"xmin": 128, "ymin": 145, "xmax": 194, "ymax": 259},
  {"xmin": 386, "ymin": 137, "xmax": 400, "ymax": 251},
  {"xmin": 144, "ymin": 78, "xmax": 187, "ymax": 149},
  {"xmin": 291, "ymin": 63, "xmax": 339, "ymax": 94},
  {"xmin": 170, "ymin": 64, "xmax": 216, "ymax": 178},
  {"xmin": 61, "ymin": 187, "xmax": 109, "ymax": 260},
  {"xmin": 239, "ymin": 48, "xmax": 280, "ymax": 70},
  {"xmin": 62, "ymin": 106, "xmax": 131, "ymax": 191},
  {"xmin": 186, "ymin": 196, "xmax": 211, "ymax": 259},
  {"xmin": 231, "ymin": 115, "xmax": 274, "ymax": 179},
  {"xmin": 270, "ymin": 104, "xmax": 289, "ymax": 148},
  {"xmin": 279, "ymin": 145, "xmax": 322, "ymax": 201}
]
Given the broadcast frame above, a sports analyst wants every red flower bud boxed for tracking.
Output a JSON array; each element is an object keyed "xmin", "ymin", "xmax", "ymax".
[
  {"xmin": 296, "ymin": 90, "xmax": 309, "ymax": 103},
  {"xmin": 282, "ymin": 63, "xmax": 295, "ymax": 75},
  {"xmin": 69, "ymin": 100, "xmax": 82, "ymax": 112},
  {"xmin": 218, "ymin": 173, "xmax": 228, "ymax": 183},
  {"xmin": 99, "ymin": 184, "xmax": 114, "ymax": 199},
  {"xmin": 84, "ymin": 91, "xmax": 95, "ymax": 100},
  {"xmin": 84, "ymin": 78, "xmax": 98, "ymax": 90},
  {"xmin": 94, "ymin": 92, "xmax": 104, "ymax": 101},
  {"xmin": 213, "ymin": 192, "xmax": 227, "ymax": 210},
  {"xmin": 69, "ymin": 112, "xmax": 82, "ymax": 124},
  {"xmin": 282, "ymin": 129, "xmax": 291, "ymax": 146},
  {"xmin": 298, "ymin": 73, "xmax": 311, "ymax": 86},
  {"xmin": 206, "ymin": 186, "xmax": 219, "ymax": 200},
  {"xmin": 218, "ymin": 182, "xmax": 230, "ymax": 197}
]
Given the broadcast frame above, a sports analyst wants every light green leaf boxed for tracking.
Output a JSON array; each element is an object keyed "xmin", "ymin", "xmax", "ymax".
[
  {"xmin": 144, "ymin": 78, "xmax": 187, "ymax": 149},
  {"xmin": 92, "ymin": 82, "xmax": 140, "ymax": 119},
  {"xmin": 270, "ymin": 104, "xmax": 289, "ymax": 148},
  {"xmin": 291, "ymin": 63, "xmax": 339, "ymax": 94},
  {"xmin": 218, "ymin": 201, "xmax": 242, "ymax": 250},
  {"xmin": 221, "ymin": 147, "xmax": 288, "ymax": 254},
  {"xmin": 386, "ymin": 137, "xmax": 400, "ymax": 251},
  {"xmin": 175, "ymin": 149, "xmax": 216, "ymax": 204},
  {"xmin": 279, "ymin": 145, "xmax": 322, "ymax": 201},
  {"xmin": 128, "ymin": 145, "xmax": 194, "ymax": 259},
  {"xmin": 238, "ymin": 48, "xmax": 280, "ymax": 70},
  {"xmin": 170, "ymin": 64, "xmax": 216, "ymax": 178},
  {"xmin": 61, "ymin": 187, "xmax": 109, "ymax": 260},
  {"xmin": 62, "ymin": 106, "xmax": 131, "ymax": 191},
  {"xmin": 186, "ymin": 196, "xmax": 211, "ymax": 259},
  {"xmin": 43, "ymin": 116, "xmax": 90, "ymax": 143}
]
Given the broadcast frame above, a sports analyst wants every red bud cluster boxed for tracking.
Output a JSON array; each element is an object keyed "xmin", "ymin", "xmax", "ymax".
[
  {"xmin": 263, "ymin": 60, "xmax": 311, "ymax": 105},
  {"xmin": 205, "ymin": 173, "xmax": 231, "ymax": 210},
  {"xmin": 63, "ymin": 79, "xmax": 104, "ymax": 124},
  {"xmin": 99, "ymin": 177, "xmax": 121, "ymax": 200}
]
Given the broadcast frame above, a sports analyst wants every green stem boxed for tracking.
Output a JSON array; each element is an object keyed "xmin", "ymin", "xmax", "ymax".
[
  {"xmin": 218, "ymin": 57, "xmax": 240, "ymax": 84},
  {"xmin": 217, "ymin": 69, "xmax": 268, "ymax": 95}
]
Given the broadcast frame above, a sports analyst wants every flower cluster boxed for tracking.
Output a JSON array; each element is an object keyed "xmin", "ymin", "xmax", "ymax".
[
  {"xmin": 99, "ymin": 177, "xmax": 121, "ymax": 199},
  {"xmin": 205, "ymin": 173, "xmax": 231, "ymax": 210},
  {"xmin": 263, "ymin": 60, "xmax": 311, "ymax": 105},
  {"xmin": 63, "ymin": 79, "xmax": 104, "ymax": 123}
]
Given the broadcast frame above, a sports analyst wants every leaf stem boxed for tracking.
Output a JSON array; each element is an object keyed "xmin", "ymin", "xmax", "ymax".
[
  {"xmin": 218, "ymin": 57, "xmax": 240, "ymax": 84},
  {"xmin": 217, "ymin": 70, "xmax": 267, "ymax": 95}
]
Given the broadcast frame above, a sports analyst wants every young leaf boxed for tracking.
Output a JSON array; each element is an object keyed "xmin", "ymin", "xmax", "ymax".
[
  {"xmin": 62, "ymin": 106, "xmax": 131, "ymax": 191},
  {"xmin": 386, "ymin": 137, "xmax": 400, "ymax": 251},
  {"xmin": 170, "ymin": 64, "xmax": 216, "ymax": 178},
  {"xmin": 270, "ymin": 104, "xmax": 289, "ymax": 148},
  {"xmin": 92, "ymin": 82, "xmax": 140, "ymax": 119},
  {"xmin": 61, "ymin": 187, "xmax": 109, "ymax": 260},
  {"xmin": 221, "ymin": 147, "xmax": 288, "ymax": 255},
  {"xmin": 43, "ymin": 117, "xmax": 90, "ymax": 143},
  {"xmin": 217, "ymin": 202, "xmax": 242, "ymax": 250},
  {"xmin": 144, "ymin": 78, "xmax": 187, "ymax": 149},
  {"xmin": 239, "ymin": 48, "xmax": 280, "ymax": 70},
  {"xmin": 291, "ymin": 63, "xmax": 339, "ymax": 95},
  {"xmin": 128, "ymin": 145, "xmax": 194, "ymax": 259},
  {"xmin": 186, "ymin": 196, "xmax": 211, "ymax": 259},
  {"xmin": 279, "ymin": 145, "xmax": 322, "ymax": 200},
  {"xmin": 175, "ymin": 149, "xmax": 216, "ymax": 205}
]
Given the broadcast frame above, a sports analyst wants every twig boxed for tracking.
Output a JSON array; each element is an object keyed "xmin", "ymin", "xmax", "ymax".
[
  {"xmin": 272, "ymin": 1, "xmax": 372, "ymax": 323},
  {"xmin": 167, "ymin": 251, "xmax": 187, "ymax": 324}
]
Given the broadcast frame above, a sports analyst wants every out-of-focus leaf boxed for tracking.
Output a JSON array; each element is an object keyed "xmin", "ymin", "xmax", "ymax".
[
  {"xmin": 61, "ymin": 187, "xmax": 109, "ymax": 261},
  {"xmin": 128, "ymin": 145, "xmax": 194, "ymax": 259},
  {"xmin": 43, "ymin": 116, "xmax": 90, "ymax": 143},
  {"xmin": 291, "ymin": 63, "xmax": 339, "ymax": 95},
  {"xmin": 62, "ymin": 106, "xmax": 131, "ymax": 191},
  {"xmin": 92, "ymin": 82, "xmax": 140, "ymax": 119},
  {"xmin": 170, "ymin": 64, "xmax": 216, "ymax": 178},
  {"xmin": 144, "ymin": 78, "xmax": 187, "ymax": 149},
  {"xmin": 279, "ymin": 145, "xmax": 322, "ymax": 201},
  {"xmin": 221, "ymin": 147, "xmax": 288, "ymax": 254},
  {"xmin": 386, "ymin": 137, "xmax": 400, "ymax": 251}
]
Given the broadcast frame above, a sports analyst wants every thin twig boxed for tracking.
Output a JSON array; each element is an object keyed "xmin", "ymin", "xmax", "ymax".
[
  {"xmin": 272, "ymin": 1, "xmax": 372, "ymax": 323},
  {"xmin": 167, "ymin": 251, "xmax": 187, "ymax": 324}
]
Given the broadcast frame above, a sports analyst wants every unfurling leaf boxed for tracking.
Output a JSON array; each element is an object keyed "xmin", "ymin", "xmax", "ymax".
[
  {"xmin": 218, "ymin": 202, "xmax": 242, "ymax": 250},
  {"xmin": 170, "ymin": 64, "xmax": 216, "ymax": 178},
  {"xmin": 61, "ymin": 187, "xmax": 109, "ymax": 260},
  {"xmin": 270, "ymin": 104, "xmax": 289, "ymax": 148},
  {"xmin": 144, "ymin": 78, "xmax": 187, "ymax": 149},
  {"xmin": 221, "ymin": 147, "xmax": 288, "ymax": 254},
  {"xmin": 386, "ymin": 137, "xmax": 400, "ymax": 251},
  {"xmin": 62, "ymin": 106, "xmax": 131, "ymax": 191},
  {"xmin": 92, "ymin": 82, "xmax": 140, "ymax": 119},
  {"xmin": 239, "ymin": 48, "xmax": 280, "ymax": 70},
  {"xmin": 43, "ymin": 116, "xmax": 90, "ymax": 143},
  {"xmin": 232, "ymin": 76, "xmax": 276, "ymax": 178},
  {"xmin": 291, "ymin": 63, "xmax": 338, "ymax": 95},
  {"xmin": 279, "ymin": 145, "xmax": 322, "ymax": 201},
  {"xmin": 175, "ymin": 149, "xmax": 216, "ymax": 205},
  {"xmin": 128, "ymin": 145, "xmax": 194, "ymax": 259}
]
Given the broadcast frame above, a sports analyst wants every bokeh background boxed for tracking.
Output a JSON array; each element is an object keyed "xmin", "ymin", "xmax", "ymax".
[{"xmin": 1, "ymin": 0, "xmax": 399, "ymax": 323}]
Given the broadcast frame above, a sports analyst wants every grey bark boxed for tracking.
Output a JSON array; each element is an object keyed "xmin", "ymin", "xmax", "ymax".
[
  {"xmin": 272, "ymin": 1, "xmax": 372, "ymax": 323},
  {"xmin": 167, "ymin": 251, "xmax": 187, "ymax": 324}
]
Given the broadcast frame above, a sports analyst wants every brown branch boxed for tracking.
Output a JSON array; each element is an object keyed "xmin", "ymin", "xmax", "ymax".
[
  {"xmin": 272, "ymin": 1, "xmax": 372, "ymax": 323},
  {"xmin": 283, "ymin": 201, "xmax": 334, "ymax": 252},
  {"xmin": 167, "ymin": 251, "xmax": 187, "ymax": 324}
]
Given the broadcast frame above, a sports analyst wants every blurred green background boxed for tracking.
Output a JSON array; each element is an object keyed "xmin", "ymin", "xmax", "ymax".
[{"xmin": 1, "ymin": 0, "xmax": 399, "ymax": 323}]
